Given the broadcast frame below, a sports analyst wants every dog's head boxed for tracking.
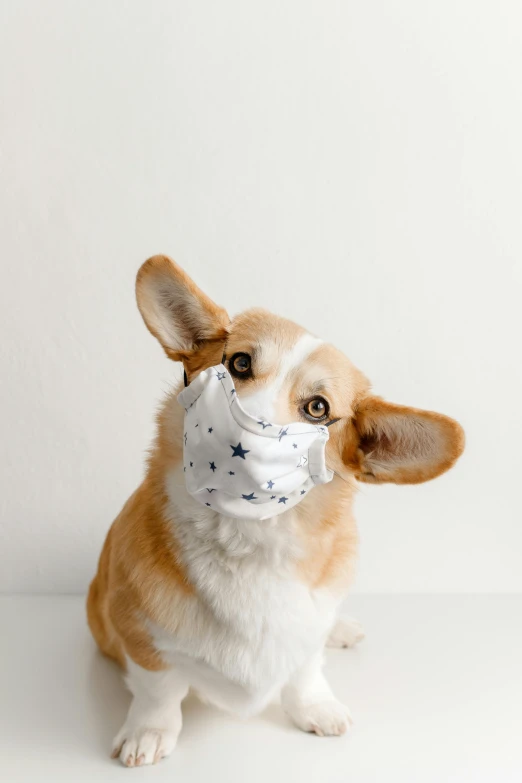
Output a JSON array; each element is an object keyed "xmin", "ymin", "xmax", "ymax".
[{"xmin": 136, "ymin": 255, "xmax": 464, "ymax": 485}]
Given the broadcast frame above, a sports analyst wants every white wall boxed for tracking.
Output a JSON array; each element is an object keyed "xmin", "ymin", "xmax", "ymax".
[{"xmin": 1, "ymin": 1, "xmax": 521, "ymax": 594}]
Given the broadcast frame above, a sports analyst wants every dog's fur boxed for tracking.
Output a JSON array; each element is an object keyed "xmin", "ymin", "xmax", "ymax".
[{"xmin": 87, "ymin": 255, "xmax": 464, "ymax": 766}]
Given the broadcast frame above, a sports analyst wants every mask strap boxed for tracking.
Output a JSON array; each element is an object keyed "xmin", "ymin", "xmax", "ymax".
[
  {"xmin": 325, "ymin": 418, "xmax": 341, "ymax": 427},
  {"xmin": 184, "ymin": 351, "xmax": 227, "ymax": 388}
]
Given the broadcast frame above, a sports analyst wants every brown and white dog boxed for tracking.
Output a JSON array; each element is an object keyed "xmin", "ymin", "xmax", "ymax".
[{"xmin": 87, "ymin": 255, "xmax": 464, "ymax": 766}]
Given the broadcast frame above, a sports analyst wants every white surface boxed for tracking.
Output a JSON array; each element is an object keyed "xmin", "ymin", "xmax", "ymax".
[
  {"xmin": 1, "ymin": 595, "xmax": 521, "ymax": 782},
  {"xmin": 1, "ymin": 1, "xmax": 521, "ymax": 594}
]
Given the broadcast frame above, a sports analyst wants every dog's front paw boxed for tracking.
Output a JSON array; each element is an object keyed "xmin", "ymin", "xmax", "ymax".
[
  {"xmin": 111, "ymin": 725, "xmax": 178, "ymax": 767},
  {"xmin": 326, "ymin": 617, "xmax": 365, "ymax": 648},
  {"xmin": 287, "ymin": 700, "xmax": 353, "ymax": 737}
]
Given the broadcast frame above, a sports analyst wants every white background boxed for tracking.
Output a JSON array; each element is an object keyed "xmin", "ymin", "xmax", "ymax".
[{"xmin": 1, "ymin": 0, "xmax": 520, "ymax": 595}]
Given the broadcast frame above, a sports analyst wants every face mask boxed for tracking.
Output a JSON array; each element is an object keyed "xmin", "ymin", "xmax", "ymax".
[{"xmin": 177, "ymin": 364, "xmax": 335, "ymax": 520}]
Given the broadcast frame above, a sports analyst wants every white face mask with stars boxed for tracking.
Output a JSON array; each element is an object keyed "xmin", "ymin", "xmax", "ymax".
[{"xmin": 177, "ymin": 364, "xmax": 335, "ymax": 521}]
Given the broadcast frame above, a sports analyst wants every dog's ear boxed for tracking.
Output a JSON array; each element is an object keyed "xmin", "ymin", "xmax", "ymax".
[
  {"xmin": 344, "ymin": 397, "xmax": 464, "ymax": 484},
  {"xmin": 136, "ymin": 255, "xmax": 229, "ymax": 365}
]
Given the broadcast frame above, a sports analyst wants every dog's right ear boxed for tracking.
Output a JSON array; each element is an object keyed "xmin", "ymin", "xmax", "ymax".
[{"xmin": 136, "ymin": 255, "xmax": 229, "ymax": 365}]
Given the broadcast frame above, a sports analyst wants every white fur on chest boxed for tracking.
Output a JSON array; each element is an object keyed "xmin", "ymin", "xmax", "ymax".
[{"xmin": 155, "ymin": 467, "xmax": 340, "ymax": 716}]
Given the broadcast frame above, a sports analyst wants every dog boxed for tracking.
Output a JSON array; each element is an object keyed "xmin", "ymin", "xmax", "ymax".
[{"xmin": 87, "ymin": 255, "xmax": 464, "ymax": 766}]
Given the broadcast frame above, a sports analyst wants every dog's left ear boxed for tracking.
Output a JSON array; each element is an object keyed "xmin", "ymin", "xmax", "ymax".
[
  {"xmin": 136, "ymin": 255, "xmax": 229, "ymax": 366},
  {"xmin": 345, "ymin": 397, "xmax": 465, "ymax": 484}
]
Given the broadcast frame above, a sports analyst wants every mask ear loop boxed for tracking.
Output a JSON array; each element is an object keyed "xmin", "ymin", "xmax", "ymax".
[
  {"xmin": 325, "ymin": 418, "xmax": 341, "ymax": 427},
  {"xmin": 184, "ymin": 352, "xmax": 227, "ymax": 388},
  {"xmin": 323, "ymin": 417, "xmax": 352, "ymax": 485}
]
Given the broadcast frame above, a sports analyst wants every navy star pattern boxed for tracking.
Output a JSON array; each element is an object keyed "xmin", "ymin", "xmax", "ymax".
[
  {"xmin": 182, "ymin": 389, "xmax": 325, "ymax": 513},
  {"xmin": 230, "ymin": 442, "xmax": 250, "ymax": 459},
  {"xmin": 216, "ymin": 371, "xmax": 227, "ymax": 380}
]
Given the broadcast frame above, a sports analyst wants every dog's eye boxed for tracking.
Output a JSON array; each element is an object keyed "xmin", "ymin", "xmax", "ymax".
[
  {"xmin": 230, "ymin": 353, "xmax": 252, "ymax": 378},
  {"xmin": 303, "ymin": 397, "xmax": 329, "ymax": 421}
]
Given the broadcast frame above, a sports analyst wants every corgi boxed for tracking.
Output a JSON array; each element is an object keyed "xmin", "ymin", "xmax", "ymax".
[{"xmin": 87, "ymin": 255, "xmax": 464, "ymax": 766}]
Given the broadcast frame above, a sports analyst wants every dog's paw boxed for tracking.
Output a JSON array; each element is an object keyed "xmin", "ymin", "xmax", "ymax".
[
  {"xmin": 288, "ymin": 699, "xmax": 353, "ymax": 737},
  {"xmin": 111, "ymin": 725, "xmax": 177, "ymax": 767},
  {"xmin": 326, "ymin": 617, "xmax": 365, "ymax": 649}
]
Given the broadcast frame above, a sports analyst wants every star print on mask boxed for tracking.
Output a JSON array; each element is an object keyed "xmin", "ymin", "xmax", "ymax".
[
  {"xmin": 177, "ymin": 361, "xmax": 335, "ymax": 518},
  {"xmin": 230, "ymin": 442, "xmax": 250, "ymax": 459}
]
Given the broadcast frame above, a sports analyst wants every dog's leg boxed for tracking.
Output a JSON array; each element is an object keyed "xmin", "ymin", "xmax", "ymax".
[
  {"xmin": 326, "ymin": 616, "xmax": 365, "ymax": 649},
  {"xmin": 281, "ymin": 651, "xmax": 352, "ymax": 736},
  {"xmin": 112, "ymin": 659, "xmax": 188, "ymax": 767}
]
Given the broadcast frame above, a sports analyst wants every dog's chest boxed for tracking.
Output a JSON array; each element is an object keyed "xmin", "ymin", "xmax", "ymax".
[
  {"xmin": 158, "ymin": 491, "xmax": 339, "ymax": 713},
  {"xmin": 153, "ymin": 566, "xmax": 336, "ymax": 716}
]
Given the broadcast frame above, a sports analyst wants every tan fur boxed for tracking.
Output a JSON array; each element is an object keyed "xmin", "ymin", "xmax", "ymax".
[
  {"xmin": 87, "ymin": 458, "xmax": 193, "ymax": 671},
  {"xmin": 87, "ymin": 254, "xmax": 464, "ymax": 673},
  {"xmin": 295, "ymin": 480, "xmax": 360, "ymax": 591},
  {"xmin": 223, "ymin": 308, "xmax": 308, "ymax": 395}
]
